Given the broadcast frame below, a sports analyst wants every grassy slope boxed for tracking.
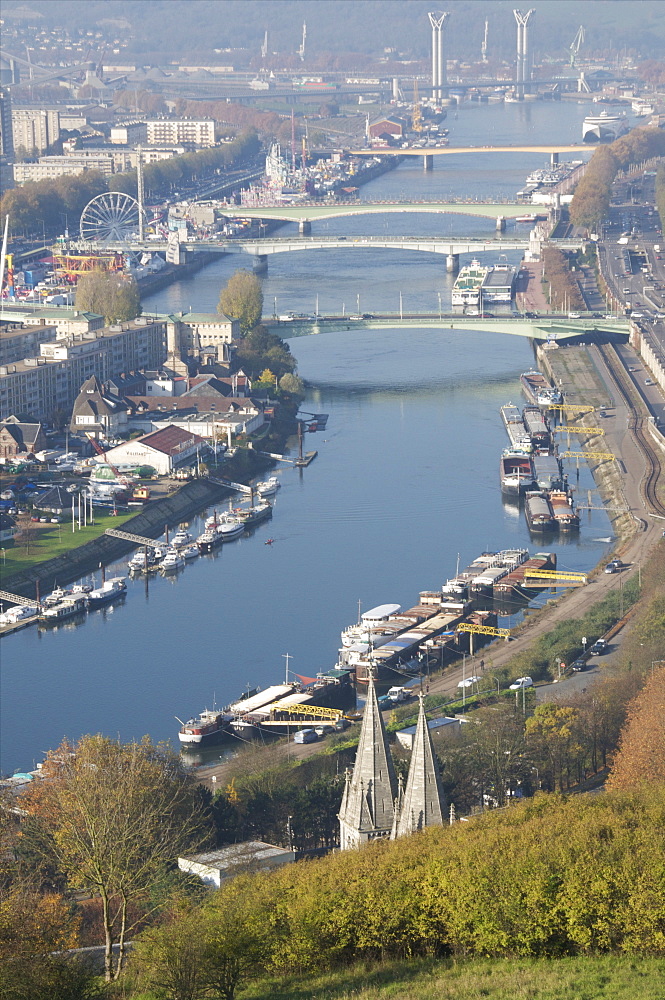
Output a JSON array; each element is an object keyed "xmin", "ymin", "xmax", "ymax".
[
  {"xmin": 0, "ymin": 509, "xmax": 136, "ymax": 581},
  {"xmin": 243, "ymin": 955, "xmax": 665, "ymax": 1000}
]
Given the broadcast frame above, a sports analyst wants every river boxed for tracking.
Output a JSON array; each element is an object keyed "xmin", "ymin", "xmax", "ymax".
[{"xmin": 1, "ymin": 99, "xmax": 618, "ymax": 774}]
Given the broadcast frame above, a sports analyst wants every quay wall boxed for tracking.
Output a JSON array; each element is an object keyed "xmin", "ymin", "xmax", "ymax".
[{"xmin": 2, "ymin": 478, "xmax": 234, "ymax": 600}]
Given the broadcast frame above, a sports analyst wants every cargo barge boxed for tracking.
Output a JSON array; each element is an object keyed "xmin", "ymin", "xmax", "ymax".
[
  {"xmin": 533, "ymin": 453, "xmax": 564, "ymax": 491},
  {"xmin": 179, "ymin": 667, "xmax": 355, "ymax": 747},
  {"xmin": 493, "ymin": 551, "xmax": 557, "ymax": 601},
  {"xmin": 520, "ymin": 370, "xmax": 563, "ymax": 407},
  {"xmin": 548, "ymin": 490, "xmax": 580, "ymax": 531},
  {"xmin": 500, "ymin": 403, "xmax": 532, "ymax": 453},
  {"xmin": 524, "ymin": 491, "xmax": 557, "ymax": 533},
  {"xmin": 500, "ymin": 452, "xmax": 536, "ymax": 495},
  {"xmin": 522, "ymin": 406, "xmax": 551, "ymax": 450}
]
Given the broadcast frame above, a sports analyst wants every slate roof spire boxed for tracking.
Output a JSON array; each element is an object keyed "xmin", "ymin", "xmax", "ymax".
[
  {"xmin": 338, "ymin": 671, "xmax": 398, "ymax": 850},
  {"xmin": 392, "ymin": 693, "xmax": 446, "ymax": 838}
]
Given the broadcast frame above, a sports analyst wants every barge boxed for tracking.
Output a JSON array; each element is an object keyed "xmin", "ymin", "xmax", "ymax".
[
  {"xmin": 522, "ymin": 406, "xmax": 551, "ymax": 450},
  {"xmin": 493, "ymin": 551, "xmax": 557, "ymax": 600},
  {"xmin": 548, "ymin": 490, "xmax": 580, "ymax": 531},
  {"xmin": 500, "ymin": 403, "xmax": 532, "ymax": 453},
  {"xmin": 500, "ymin": 452, "xmax": 536, "ymax": 495},
  {"xmin": 533, "ymin": 453, "xmax": 564, "ymax": 491},
  {"xmin": 524, "ymin": 491, "xmax": 557, "ymax": 533},
  {"xmin": 520, "ymin": 370, "xmax": 563, "ymax": 407}
]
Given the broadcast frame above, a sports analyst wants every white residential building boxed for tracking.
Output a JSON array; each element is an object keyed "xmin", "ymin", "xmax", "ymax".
[
  {"xmin": 146, "ymin": 117, "xmax": 215, "ymax": 146},
  {"xmin": 11, "ymin": 106, "xmax": 60, "ymax": 154}
]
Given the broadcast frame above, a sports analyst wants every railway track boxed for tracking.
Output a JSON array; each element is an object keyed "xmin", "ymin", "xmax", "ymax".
[{"xmin": 596, "ymin": 343, "xmax": 665, "ymax": 519}]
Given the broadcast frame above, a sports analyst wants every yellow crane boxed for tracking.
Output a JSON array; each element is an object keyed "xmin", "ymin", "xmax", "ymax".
[
  {"xmin": 548, "ymin": 404, "xmax": 595, "ymax": 414},
  {"xmin": 552, "ymin": 426, "xmax": 605, "ymax": 435},
  {"xmin": 524, "ymin": 569, "xmax": 587, "ymax": 583},
  {"xmin": 457, "ymin": 623, "xmax": 512, "ymax": 639},
  {"xmin": 269, "ymin": 703, "xmax": 343, "ymax": 721},
  {"xmin": 560, "ymin": 451, "xmax": 615, "ymax": 461},
  {"xmin": 412, "ymin": 79, "xmax": 423, "ymax": 132}
]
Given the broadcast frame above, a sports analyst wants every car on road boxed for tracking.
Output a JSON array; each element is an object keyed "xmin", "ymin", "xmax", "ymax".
[
  {"xmin": 645, "ymin": 379, "xmax": 654, "ymax": 386},
  {"xmin": 509, "ymin": 676, "xmax": 534, "ymax": 690},
  {"xmin": 590, "ymin": 639, "xmax": 609, "ymax": 655},
  {"xmin": 571, "ymin": 658, "xmax": 588, "ymax": 672},
  {"xmin": 457, "ymin": 675, "xmax": 481, "ymax": 689},
  {"xmin": 604, "ymin": 559, "xmax": 624, "ymax": 574}
]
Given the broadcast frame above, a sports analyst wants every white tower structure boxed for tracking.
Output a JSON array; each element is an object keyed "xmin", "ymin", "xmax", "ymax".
[
  {"xmin": 428, "ymin": 11, "xmax": 450, "ymax": 102},
  {"xmin": 513, "ymin": 9, "xmax": 535, "ymax": 100},
  {"xmin": 298, "ymin": 21, "xmax": 307, "ymax": 62}
]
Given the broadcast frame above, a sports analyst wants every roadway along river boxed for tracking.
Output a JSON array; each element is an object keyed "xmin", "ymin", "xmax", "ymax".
[{"xmin": 1, "ymin": 99, "xmax": 618, "ymax": 774}]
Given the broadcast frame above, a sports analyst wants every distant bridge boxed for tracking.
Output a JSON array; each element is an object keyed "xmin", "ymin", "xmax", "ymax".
[
  {"xmin": 68, "ymin": 236, "xmax": 583, "ymax": 269},
  {"xmin": 349, "ymin": 144, "xmax": 588, "ymax": 158},
  {"xmin": 264, "ymin": 314, "xmax": 630, "ymax": 343},
  {"xmin": 212, "ymin": 201, "xmax": 532, "ymax": 223}
]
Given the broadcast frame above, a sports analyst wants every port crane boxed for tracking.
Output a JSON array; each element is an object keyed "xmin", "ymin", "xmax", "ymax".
[
  {"xmin": 548, "ymin": 404, "xmax": 595, "ymax": 414},
  {"xmin": 481, "ymin": 20, "xmax": 489, "ymax": 63},
  {"xmin": 569, "ymin": 25, "xmax": 585, "ymax": 67},
  {"xmin": 552, "ymin": 426, "xmax": 605, "ymax": 435},
  {"xmin": 560, "ymin": 451, "xmax": 615, "ymax": 461},
  {"xmin": 523, "ymin": 569, "xmax": 587, "ymax": 584}
]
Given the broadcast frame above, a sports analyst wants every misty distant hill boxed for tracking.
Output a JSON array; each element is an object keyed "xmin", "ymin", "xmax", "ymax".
[{"xmin": 3, "ymin": 0, "xmax": 664, "ymax": 62}]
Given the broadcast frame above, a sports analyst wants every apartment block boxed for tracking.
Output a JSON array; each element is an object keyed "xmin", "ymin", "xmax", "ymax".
[
  {"xmin": 0, "ymin": 318, "xmax": 167, "ymax": 423},
  {"xmin": 145, "ymin": 118, "xmax": 215, "ymax": 146},
  {"xmin": 11, "ymin": 106, "xmax": 60, "ymax": 154}
]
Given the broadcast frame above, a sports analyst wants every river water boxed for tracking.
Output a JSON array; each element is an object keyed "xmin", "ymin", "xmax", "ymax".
[{"xmin": 1, "ymin": 99, "xmax": 618, "ymax": 774}]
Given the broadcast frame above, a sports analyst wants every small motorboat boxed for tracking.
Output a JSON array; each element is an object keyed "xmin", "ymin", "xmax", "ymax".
[
  {"xmin": 183, "ymin": 545, "xmax": 199, "ymax": 560},
  {"xmin": 160, "ymin": 550, "xmax": 185, "ymax": 572},
  {"xmin": 255, "ymin": 477, "xmax": 280, "ymax": 496},
  {"xmin": 171, "ymin": 530, "xmax": 193, "ymax": 548},
  {"xmin": 265, "ymin": 538, "xmax": 275, "ymax": 545}
]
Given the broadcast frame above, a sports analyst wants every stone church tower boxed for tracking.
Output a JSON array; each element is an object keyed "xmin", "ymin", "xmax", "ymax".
[
  {"xmin": 339, "ymin": 679, "xmax": 446, "ymax": 850},
  {"xmin": 392, "ymin": 693, "xmax": 446, "ymax": 838},
  {"xmin": 338, "ymin": 674, "xmax": 398, "ymax": 850}
]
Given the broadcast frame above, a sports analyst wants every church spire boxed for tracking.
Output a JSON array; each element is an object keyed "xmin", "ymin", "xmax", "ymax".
[
  {"xmin": 338, "ymin": 672, "xmax": 398, "ymax": 850},
  {"xmin": 393, "ymin": 693, "xmax": 446, "ymax": 838}
]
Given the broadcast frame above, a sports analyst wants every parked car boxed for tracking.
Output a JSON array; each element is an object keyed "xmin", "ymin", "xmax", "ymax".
[
  {"xmin": 509, "ymin": 676, "xmax": 534, "ymax": 690},
  {"xmin": 571, "ymin": 658, "xmax": 588, "ymax": 672},
  {"xmin": 590, "ymin": 639, "xmax": 608, "ymax": 655},
  {"xmin": 604, "ymin": 559, "xmax": 624, "ymax": 574},
  {"xmin": 293, "ymin": 728, "xmax": 318, "ymax": 744}
]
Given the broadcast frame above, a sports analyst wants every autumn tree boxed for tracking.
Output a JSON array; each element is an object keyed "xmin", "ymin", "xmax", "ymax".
[
  {"xmin": 75, "ymin": 271, "xmax": 141, "ymax": 324},
  {"xmin": 526, "ymin": 703, "xmax": 582, "ymax": 791},
  {"xmin": 22, "ymin": 736, "xmax": 210, "ymax": 981},
  {"xmin": 606, "ymin": 666, "xmax": 665, "ymax": 790},
  {"xmin": 218, "ymin": 270, "xmax": 263, "ymax": 334}
]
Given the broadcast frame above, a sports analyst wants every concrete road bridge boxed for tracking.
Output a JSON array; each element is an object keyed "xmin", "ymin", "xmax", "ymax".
[
  {"xmin": 348, "ymin": 144, "xmax": 589, "ymax": 172},
  {"xmin": 212, "ymin": 201, "xmax": 534, "ymax": 224},
  {"xmin": 71, "ymin": 235, "xmax": 583, "ymax": 272},
  {"xmin": 264, "ymin": 314, "xmax": 630, "ymax": 343}
]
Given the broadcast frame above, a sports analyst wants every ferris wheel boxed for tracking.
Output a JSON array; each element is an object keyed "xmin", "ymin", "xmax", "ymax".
[{"xmin": 79, "ymin": 191, "xmax": 144, "ymax": 243}]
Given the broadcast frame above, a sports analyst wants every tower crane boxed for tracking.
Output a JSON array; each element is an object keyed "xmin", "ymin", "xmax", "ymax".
[{"xmin": 569, "ymin": 25, "xmax": 585, "ymax": 67}]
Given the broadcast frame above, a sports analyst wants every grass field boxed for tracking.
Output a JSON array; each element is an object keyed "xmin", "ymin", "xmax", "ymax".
[
  {"xmin": 0, "ymin": 509, "xmax": 136, "ymax": 580},
  {"xmin": 241, "ymin": 955, "xmax": 665, "ymax": 1000}
]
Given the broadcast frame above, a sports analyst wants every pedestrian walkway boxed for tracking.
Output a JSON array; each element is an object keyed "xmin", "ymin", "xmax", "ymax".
[{"xmin": 515, "ymin": 260, "xmax": 551, "ymax": 314}]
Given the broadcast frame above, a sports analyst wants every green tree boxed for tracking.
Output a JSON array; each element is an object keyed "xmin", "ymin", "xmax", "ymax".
[
  {"xmin": 279, "ymin": 372, "xmax": 305, "ymax": 398},
  {"xmin": 75, "ymin": 271, "xmax": 141, "ymax": 324},
  {"xmin": 23, "ymin": 736, "xmax": 210, "ymax": 981},
  {"xmin": 218, "ymin": 270, "xmax": 263, "ymax": 333}
]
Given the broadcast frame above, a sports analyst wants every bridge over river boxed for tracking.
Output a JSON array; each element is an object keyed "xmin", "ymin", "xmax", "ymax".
[
  {"xmin": 210, "ymin": 201, "xmax": 536, "ymax": 224},
  {"xmin": 265, "ymin": 314, "xmax": 630, "ymax": 342}
]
